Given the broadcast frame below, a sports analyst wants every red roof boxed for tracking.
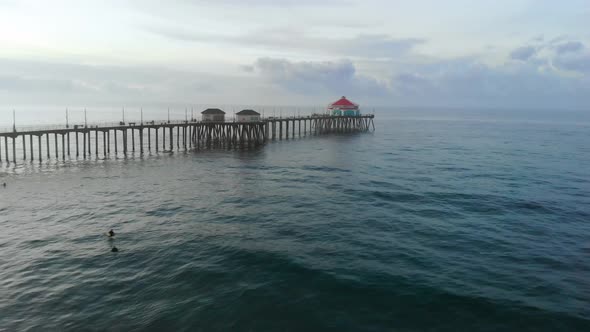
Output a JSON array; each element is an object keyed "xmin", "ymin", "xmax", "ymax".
[{"xmin": 329, "ymin": 96, "xmax": 359, "ymax": 109}]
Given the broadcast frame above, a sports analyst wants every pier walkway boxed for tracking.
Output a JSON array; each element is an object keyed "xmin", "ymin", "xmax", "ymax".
[{"xmin": 0, "ymin": 115, "xmax": 375, "ymax": 164}]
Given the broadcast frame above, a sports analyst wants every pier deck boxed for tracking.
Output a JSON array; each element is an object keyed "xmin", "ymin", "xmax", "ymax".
[{"xmin": 0, "ymin": 115, "xmax": 375, "ymax": 163}]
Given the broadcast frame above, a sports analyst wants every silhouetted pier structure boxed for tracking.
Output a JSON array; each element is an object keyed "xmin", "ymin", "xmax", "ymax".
[{"xmin": 0, "ymin": 115, "xmax": 375, "ymax": 164}]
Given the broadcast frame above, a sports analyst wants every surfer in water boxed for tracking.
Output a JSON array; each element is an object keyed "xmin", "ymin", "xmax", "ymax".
[{"xmin": 107, "ymin": 229, "xmax": 115, "ymax": 237}]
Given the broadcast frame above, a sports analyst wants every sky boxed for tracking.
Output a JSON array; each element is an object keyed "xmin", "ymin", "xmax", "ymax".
[{"xmin": 0, "ymin": 0, "xmax": 589, "ymax": 111}]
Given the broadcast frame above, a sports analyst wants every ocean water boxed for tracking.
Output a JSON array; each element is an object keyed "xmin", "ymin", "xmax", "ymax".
[{"xmin": 1, "ymin": 109, "xmax": 589, "ymax": 331}]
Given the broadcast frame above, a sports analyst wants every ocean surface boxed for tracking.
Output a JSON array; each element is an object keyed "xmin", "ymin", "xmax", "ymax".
[{"xmin": 1, "ymin": 109, "xmax": 589, "ymax": 331}]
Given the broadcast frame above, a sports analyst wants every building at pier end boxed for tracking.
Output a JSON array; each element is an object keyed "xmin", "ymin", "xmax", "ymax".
[{"xmin": 328, "ymin": 96, "xmax": 360, "ymax": 116}]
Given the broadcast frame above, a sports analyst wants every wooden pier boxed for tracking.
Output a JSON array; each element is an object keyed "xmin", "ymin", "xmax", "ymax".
[{"xmin": 0, "ymin": 115, "xmax": 374, "ymax": 164}]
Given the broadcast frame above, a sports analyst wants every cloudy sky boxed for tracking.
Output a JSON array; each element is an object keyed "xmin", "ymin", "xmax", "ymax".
[{"xmin": 0, "ymin": 0, "xmax": 589, "ymax": 110}]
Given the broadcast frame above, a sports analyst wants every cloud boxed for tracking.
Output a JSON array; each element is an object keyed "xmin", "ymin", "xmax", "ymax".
[
  {"xmin": 0, "ymin": 59, "xmax": 235, "ymax": 106},
  {"xmin": 244, "ymin": 55, "xmax": 590, "ymax": 109},
  {"xmin": 341, "ymin": 35, "xmax": 424, "ymax": 57},
  {"xmin": 554, "ymin": 53, "xmax": 590, "ymax": 73},
  {"xmin": 2, "ymin": 34, "xmax": 589, "ymax": 110},
  {"xmin": 510, "ymin": 46, "xmax": 537, "ymax": 61},
  {"xmin": 0, "ymin": 75, "xmax": 82, "ymax": 92},
  {"xmin": 390, "ymin": 57, "xmax": 590, "ymax": 108},
  {"xmin": 251, "ymin": 57, "xmax": 388, "ymax": 96},
  {"xmin": 507, "ymin": 38, "xmax": 589, "ymax": 76},
  {"xmin": 146, "ymin": 24, "xmax": 424, "ymax": 59},
  {"xmin": 554, "ymin": 41, "xmax": 584, "ymax": 54},
  {"xmin": 143, "ymin": 26, "xmax": 208, "ymax": 43},
  {"xmin": 240, "ymin": 65, "xmax": 255, "ymax": 73}
]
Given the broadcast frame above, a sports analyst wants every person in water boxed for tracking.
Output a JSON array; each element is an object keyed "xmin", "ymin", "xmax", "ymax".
[
  {"xmin": 107, "ymin": 229, "xmax": 115, "ymax": 237},
  {"xmin": 111, "ymin": 247, "xmax": 119, "ymax": 252}
]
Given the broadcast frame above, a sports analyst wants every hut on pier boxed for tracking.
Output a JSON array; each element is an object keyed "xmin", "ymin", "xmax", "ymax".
[
  {"xmin": 328, "ymin": 96, "xmax": 360, "ymax": 116},
  {"xmin": 236, "ymin": 109, "xmax": 261, "ymax": 122},
  {"xmin": 201, "ymin": 108, "xmax": 226, "ymax": 122}
]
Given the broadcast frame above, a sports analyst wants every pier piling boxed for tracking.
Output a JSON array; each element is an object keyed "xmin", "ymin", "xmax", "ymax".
[
  {"xmin": 29, "ymin": 135, "xmax": 33, "ymax": 161},
  {"xmin": 140, "ymin": 128, "xmax": 144, "ymax": 154},
  {"xmin": 38, "ymin": 135, "xmax": 42, "ymax": 162}
]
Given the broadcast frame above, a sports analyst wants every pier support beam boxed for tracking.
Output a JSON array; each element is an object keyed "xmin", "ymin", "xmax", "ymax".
[
  {"xmin": 38, "ymin": 135, "xmax": 42, "ymax": 162},
  {"xmin": 87, "ymin": 131, "xmax": 91, "ymax": 157},
  {"xmin": 123, "ymin": 129, "xmax": 128, "ymax": 155},
  {"xmin": 139, "ymin": 128, "xmax": 144, "ymax": 154},
  {"xmin": 30, "ymin": 135, "xmax": 33, "ymax": 161},
  {"xmin": 54, "ymin": 133, "xmax": 58, "ymax": 158},
  {"xmin": 285, "ymin": 121, "xmax": 289, "ymax": 139},
  {"xmin": 23, "ymin": 135, "xmax": 26, "ymax": 160},
  {"xmin": 12, "ymin": 137, "xmax": 16, "ymax": 163}
]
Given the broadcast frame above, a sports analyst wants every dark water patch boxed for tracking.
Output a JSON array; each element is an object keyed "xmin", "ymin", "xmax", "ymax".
[
  {"xmin": 145, "ymin": 206, "xmax": 185, "ymax": 217},
  {"xmin": 412, "ymin": 207, "xmax": 465, "ymax": 219},
  {"xmin": 508, "ymin": 200, "xmax": 555, "ymax": 214},
  {"xmin": 21, "ymin": 238, "xmax": 54, "ymax": 249},
  {"xmin": 428, "ymin": 192, "xmax": 510, "ymax": 215},
  {"xmin": 437, "ymin": 166, "xmax": 472, "ymax": 172},
  {"xmin": 360, "ymin": 179, "xmax": 410, "ymax": 192},
  {"xmin": 372, "ymin": 190, "xmax": 425, "ymax": 203},
  {"xmin": 340, "ymin": 188, "xmax": 425, "ymax": 205},
  {"xmin": 302, "ymin": 165, "xmax": 352, "ymax": 173}
]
